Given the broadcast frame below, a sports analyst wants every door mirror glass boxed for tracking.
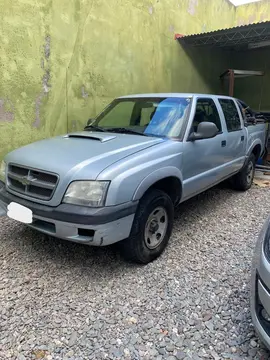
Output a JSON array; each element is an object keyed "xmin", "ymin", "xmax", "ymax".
[{"xmin": 189, "ymin": 122, "xmax": 219, "ymax": 141}]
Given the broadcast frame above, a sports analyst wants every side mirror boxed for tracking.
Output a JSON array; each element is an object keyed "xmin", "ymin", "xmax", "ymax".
[{"xmin": 189, "ymin": 122, "xmax": 219, "ymax": 141}]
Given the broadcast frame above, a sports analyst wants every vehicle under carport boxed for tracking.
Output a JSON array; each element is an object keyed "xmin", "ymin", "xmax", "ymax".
[{"xmin": 176, "ymin": 20, "xmax": 270, "ymax": 166}]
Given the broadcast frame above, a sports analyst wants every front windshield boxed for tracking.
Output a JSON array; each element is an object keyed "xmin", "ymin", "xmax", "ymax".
[{"xmin": 92, "ymin": 97, "xmax": 191, "ymax": 137}]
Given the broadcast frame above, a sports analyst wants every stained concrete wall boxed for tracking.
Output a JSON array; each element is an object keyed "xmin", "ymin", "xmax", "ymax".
[
  {"xmin": 235, "ymin": 0, "xmax": 270, "ymax": 25},
  {"xmin": 0, "ymin": 0, "xmax": 236, "ymax": 161},
  {"xmin": 0, "ymin": 0, "xmax": 268, "ymax": 161}
]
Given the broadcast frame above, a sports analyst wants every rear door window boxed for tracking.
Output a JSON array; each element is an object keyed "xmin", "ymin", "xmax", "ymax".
[
  {"xmin": 193, "ymin": 98, "xmax": 222, "ymax": 132},
  {"xmin": 219, "ymin": 99, "xmax": 242, "ymax": 132}
]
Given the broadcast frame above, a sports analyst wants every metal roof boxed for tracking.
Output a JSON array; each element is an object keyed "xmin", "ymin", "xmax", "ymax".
[
  {"xmin": 177, "ymin": 21, "xmax": 270, "ymax": 50},
  {"xmin": 220, "ymin": 69, "xmax": 264, "ymax": 78},
  {"xmin": 118, "ymin": 93, "xmax": 234, "ymax": 99}
]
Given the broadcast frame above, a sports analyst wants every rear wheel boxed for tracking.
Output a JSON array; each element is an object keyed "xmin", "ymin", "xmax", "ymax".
[
  {"xmin": 230, "ymin": 153, "xmax": 256, "ymax": 191},
  {"xmin": 120, "ymin": 189, "xmax": 174, "ymax": 264}
]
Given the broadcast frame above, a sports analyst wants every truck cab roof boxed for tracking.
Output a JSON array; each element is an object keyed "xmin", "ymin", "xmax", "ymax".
[{"xmin": 118, "ymin": 93, "xmax": 236, "ymax": 100}]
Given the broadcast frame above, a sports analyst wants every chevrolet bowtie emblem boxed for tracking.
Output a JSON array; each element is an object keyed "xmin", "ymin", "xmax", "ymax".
[{"xmin": 19, "ymin": 175, "xmax": 36, "ymax": 186}]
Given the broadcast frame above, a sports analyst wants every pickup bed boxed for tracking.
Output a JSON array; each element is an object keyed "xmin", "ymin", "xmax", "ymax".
[{"xmin": 0, "ymin": 93, "xmax": 266, "ymax": 263}]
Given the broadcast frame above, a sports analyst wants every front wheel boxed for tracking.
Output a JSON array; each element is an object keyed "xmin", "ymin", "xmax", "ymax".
[
  {"xmin": 120, "ymin": 189, "xmax": 174, "ymax": 264},
  {"xmin": 230, "ymin": 153, "xmax": 256, "ymax": 191}
]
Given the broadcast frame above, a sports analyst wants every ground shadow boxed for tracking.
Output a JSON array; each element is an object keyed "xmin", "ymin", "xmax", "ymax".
[
  {"xmin": 175, "ymin": 42, "xmax": 234, "ymax": 95},
  {"xmin": 3, "ymin": 184, "xmax": 237, "ymax": 274}
]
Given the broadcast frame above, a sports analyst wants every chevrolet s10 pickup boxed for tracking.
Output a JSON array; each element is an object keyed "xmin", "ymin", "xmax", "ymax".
[{"xmin": 0, "ymin": 93, "xmax": 266, "ymax": 263}]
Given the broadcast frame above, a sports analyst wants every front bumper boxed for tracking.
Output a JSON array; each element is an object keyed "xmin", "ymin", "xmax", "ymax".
[
  {"xmin": 0, "ymin": 181, "xmax": 137, "ymax": 246},
  {"xmin": 251, "ymin": 217, "xmax": 270, "ymax": 350}
]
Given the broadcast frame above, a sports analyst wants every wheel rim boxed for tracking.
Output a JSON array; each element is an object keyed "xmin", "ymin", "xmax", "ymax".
[
  {"xmin": 144, "ymin": 207, "xmax": 168, "ymax": 250},
  {"xmin": 246, "ymin": 160, "xmax": 254, "ymax": 185}
]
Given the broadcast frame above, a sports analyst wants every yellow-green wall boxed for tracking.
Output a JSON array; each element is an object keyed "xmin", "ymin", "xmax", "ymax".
[
  {"xmin": 0, "ymin": 0, "xmax": 236, "ymax": 160},
  {"xmin": 0, "ymin": 0, "xmax": 268, "ymax": 161},
  {"xmin": 235, "ymin": 0, "xmax": 270, "ymax": 25}
]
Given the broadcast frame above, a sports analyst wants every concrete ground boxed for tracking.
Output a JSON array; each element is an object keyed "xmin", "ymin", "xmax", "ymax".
[{"xmin": 0, "ymin": 185, "xmax": 270, "ymax": 360}]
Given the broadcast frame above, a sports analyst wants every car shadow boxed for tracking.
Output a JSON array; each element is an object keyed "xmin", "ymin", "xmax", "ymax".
[
  {"xmin": 2, "ymin": 183, "xmax": 238, "ymax": 279},
  {"xmin": 174, "ymin": 182, "xmax": 235, "ymax": 219}
]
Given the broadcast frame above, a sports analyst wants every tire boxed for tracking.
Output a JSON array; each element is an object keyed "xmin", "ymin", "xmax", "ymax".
[
  {"xmin": 120, "ymin": 189, "xmax": 174, "ymax": 264},
  {"xmin": 230, "ymin": 153, "xmax": 256, "ymax": 191}
]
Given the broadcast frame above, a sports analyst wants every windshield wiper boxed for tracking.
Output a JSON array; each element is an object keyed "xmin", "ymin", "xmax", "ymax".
[
  {"xmin": 84, "ymin": 125, "xmax": 105, "ymax": 132},
  {"xmin": 106, "ymin": 127, "xmax": 147, "ymax": 136}
]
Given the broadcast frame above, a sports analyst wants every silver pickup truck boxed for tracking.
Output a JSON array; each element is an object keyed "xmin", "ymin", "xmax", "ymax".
[{"xmin": 0, "ymin": 93, "xmax": 266, "ymax": 263}]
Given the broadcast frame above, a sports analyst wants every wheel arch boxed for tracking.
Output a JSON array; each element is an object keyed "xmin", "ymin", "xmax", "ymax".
[
  {"xmin": 251, "ymin": 143, "xmax": 262, "ymax": 161},
  {"xmin": 247, "ymin": 139, "xmax": 263, "ymax": 161},
  {"xmin": 132, "ymin": 167, "xmax": 183, "ymax": 206}
]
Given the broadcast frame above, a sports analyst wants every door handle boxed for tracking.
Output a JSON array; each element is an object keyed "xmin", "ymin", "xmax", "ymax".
[
  {"xmin": 221, "ymin": 140, "xmax": 226, "ymax": 147},
  {"xmin": 241, "ymin": 135, "xmax": 245, "ymax": 142}
]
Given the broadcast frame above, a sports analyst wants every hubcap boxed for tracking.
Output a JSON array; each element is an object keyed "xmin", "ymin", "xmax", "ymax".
[
  {"xmin": 144, "ymin": 207, "xmax": 168, "ymax": 250},
  {"xmin": 246, "ymin": 161, "xmax": 254, "ymax": 185}
]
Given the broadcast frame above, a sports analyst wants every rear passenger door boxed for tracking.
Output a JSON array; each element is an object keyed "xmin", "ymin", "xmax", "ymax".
[
  {"xmin": 182, "ymin": 97, "xmax": 228, "ymax": 200},
  {"xmin": 218, "ymin": 98, "xmax": 246, "ymax": 172}
]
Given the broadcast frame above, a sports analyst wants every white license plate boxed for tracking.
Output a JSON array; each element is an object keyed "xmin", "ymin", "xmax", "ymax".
[{"xmin": 7, "ymin": 202, "xmax": 33, "ymax": 224}]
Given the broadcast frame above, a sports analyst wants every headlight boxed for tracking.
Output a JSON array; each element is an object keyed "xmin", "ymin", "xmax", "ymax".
[
  {"xmin": 0, "ymin": 161, "xmax": 6, "ymax": 182},
  {"xmin": 63, "ymin": 181, "xmax": 110, "ymax": 207}
]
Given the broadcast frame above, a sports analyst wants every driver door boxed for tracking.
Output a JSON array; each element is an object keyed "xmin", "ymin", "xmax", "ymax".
[{"xmin": 181, "ymin": 97, "xmax": 228, "ymax": 201}]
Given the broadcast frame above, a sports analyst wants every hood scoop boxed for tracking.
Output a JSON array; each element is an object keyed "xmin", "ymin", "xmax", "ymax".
[{"xmin": 64, "ymin": 132, "xmax": 116, "ymax": 143}]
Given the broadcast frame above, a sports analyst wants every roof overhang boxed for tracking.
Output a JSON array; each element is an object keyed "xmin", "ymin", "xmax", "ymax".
[
  {"xmin": 176, "ymin": 21, "xmax": 270, "ymax": 50},
  {"xmin": 220, "ymin": 69, "xmax": 264, "ymax": 96},
  {"xmin": 220, "ymin": 69, "xmax": 264, "ymax": 78}
]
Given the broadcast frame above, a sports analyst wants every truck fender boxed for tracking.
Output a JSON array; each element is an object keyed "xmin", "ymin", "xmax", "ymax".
[
  {"xmin": 132, "ymin": 167, "xmax": 183, "ymax": 202},
  {"xmin": 242, "ymin": 139, "xmax": 263, "ymax": 169},
  {"xmin": 247, "ymin": 139, "xmax": 263, "ymax": 159}
]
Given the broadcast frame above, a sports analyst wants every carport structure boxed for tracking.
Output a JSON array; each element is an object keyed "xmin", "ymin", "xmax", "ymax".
[
  {"xmin": 176, "ymin": 21, "xmax": 270, "ymax": 110},
  {"xmin": 177, "ymin": 21, "xmax": 270, "ymax": 167},
  {"xmin": 177, "ymin": 21, "xmax": 270, "ymax": 50}
]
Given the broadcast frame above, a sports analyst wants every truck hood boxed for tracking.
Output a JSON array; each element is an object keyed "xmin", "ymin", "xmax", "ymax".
[{"xmin": 6, "ymin": 131, "xmax": 163, "ymax": 182}]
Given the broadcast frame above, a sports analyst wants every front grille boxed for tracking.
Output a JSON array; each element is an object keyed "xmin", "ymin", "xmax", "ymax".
[{"xmin": 7, "ymin": 164, "xmax": 59, "ymax": 201}]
